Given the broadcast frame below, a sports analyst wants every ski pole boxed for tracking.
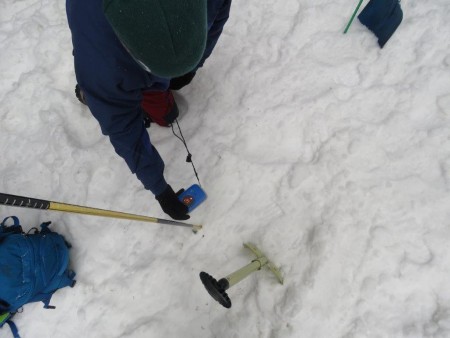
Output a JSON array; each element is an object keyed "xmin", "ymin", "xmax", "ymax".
[
  {"xmin": 343, "ymin": 0, "xmax": 364, "ymax": 34},
  {"xmin": 0, "ymin": 193, "xmax": 202, "ymax": 233}
]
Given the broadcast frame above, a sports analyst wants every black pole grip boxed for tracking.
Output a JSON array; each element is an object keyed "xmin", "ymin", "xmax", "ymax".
[{"xmin": 0, "ymin": 193, "xmax": 50, "ymax": 210}]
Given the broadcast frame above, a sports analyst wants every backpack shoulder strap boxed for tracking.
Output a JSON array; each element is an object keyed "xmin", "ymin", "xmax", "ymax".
[{"xmin": 5, "ymin": 320, "xmax": 20, "ymax": 338}]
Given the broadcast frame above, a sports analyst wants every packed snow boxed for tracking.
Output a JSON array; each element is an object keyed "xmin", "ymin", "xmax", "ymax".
[{"xmin": 1, "ymin": 0, "xmax": 450, "ymax": 337}]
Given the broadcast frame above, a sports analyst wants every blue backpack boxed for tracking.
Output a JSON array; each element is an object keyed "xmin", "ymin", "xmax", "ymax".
[{"xmin": 0, "ymin": 216, "xmax": 76, "ymax": 338}]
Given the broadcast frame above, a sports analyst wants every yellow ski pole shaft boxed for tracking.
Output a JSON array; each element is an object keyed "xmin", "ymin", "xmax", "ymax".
[{"xmin": 0, "ymin": 193, "xmax": 202, "ymax": 233}]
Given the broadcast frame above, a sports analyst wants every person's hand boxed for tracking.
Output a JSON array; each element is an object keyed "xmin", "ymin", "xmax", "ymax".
[
  {"xmin": 156, "ymin": 185, "xmax": 190, "ymax": 220},
  {"xmin": 169, "ymin": 71, "xmax": 196, "ymax": 90}
]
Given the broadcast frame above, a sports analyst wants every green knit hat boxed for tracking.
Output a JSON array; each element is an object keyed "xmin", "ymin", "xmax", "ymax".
[{"xmin": 103, "ymin": 0, "xmax": 207, "ymax": 78}]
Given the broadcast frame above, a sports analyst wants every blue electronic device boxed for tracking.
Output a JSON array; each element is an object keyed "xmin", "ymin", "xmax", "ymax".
[{"xmin": 178, "ymin": 184, "xmax": 207, "ymax": 212}]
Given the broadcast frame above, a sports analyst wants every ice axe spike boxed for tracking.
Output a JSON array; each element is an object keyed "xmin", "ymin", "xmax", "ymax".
[{"xmin": 199, "ymin": 242, "xmax": 283, "ymax": 308}]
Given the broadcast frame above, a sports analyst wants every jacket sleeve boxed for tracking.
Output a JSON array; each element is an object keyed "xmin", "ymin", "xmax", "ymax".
[
  {"xmin": 197, "ymin": 0, "xmax": 232, "ymax": 68},
  {"xmin": 74, "ymin": 62, "xmax": 168, "ymax": 196},
  {"xmin": 68, "ymin": 0, "xmax": 169, "ymax": 197}
]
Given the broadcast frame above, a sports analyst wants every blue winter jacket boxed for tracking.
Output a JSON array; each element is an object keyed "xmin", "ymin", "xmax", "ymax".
[{"xmin": 66, "ymin": 0, "xmax": 231, "ymax": 196}]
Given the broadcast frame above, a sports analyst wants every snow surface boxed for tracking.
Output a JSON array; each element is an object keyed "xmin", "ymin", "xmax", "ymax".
[{"xmin": 1, "ymin": 0, "xmax": 450, "ymax": 337}]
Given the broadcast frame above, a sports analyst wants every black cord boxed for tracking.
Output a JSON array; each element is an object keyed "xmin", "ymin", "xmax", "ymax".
[
  {"xmin": 27, "ymin": 227, "xmax": 39, "ymax": 235},
  {"xmin": 171, "ymin": 119, "xmax": 201, "ymax": 186}
]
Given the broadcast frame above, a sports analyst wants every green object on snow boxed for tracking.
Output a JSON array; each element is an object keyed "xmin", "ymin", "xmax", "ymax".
[{"xmin": 344, "ymin": 0, "xmax": 365, "ymax": 34}]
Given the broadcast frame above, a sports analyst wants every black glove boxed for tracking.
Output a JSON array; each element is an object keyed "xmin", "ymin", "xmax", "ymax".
[
  {"xmin": 156, "ymin": 185, "xmax": 190, "ymax": 220},
  {"xmin": 169, "ymin": 71, "xmax": 196, "ymax": 90}
]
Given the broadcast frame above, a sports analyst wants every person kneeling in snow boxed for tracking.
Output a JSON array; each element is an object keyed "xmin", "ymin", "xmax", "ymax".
[{"xmin": 66, "ymin": 0, "xmax": 231, "ymax": 220}]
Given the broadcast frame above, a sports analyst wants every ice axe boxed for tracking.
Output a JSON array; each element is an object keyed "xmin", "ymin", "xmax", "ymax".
[
  {"xmin": 0, "ymin": 192, "xmax": 202, "ymax": 233},
  {"xmin": 200, "ymin": 243, "xmax": 283, "ymax": 308}
]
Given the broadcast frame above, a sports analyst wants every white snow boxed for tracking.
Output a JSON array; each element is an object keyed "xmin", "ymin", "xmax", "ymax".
[{"xmin": 1, "ymin": 0, "xmax": 450, "ymax": 337}]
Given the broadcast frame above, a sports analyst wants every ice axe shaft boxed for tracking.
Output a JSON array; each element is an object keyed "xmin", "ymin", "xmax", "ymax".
[{"xmin": 0, "ymin": 193, "xmax": 202, "ymax": 233}]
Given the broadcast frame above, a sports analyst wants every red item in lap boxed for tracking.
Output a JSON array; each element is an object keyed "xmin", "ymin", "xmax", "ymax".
[{"xmin": 141, "ymin": 90, "xmax": 178, "ymax": 127}]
